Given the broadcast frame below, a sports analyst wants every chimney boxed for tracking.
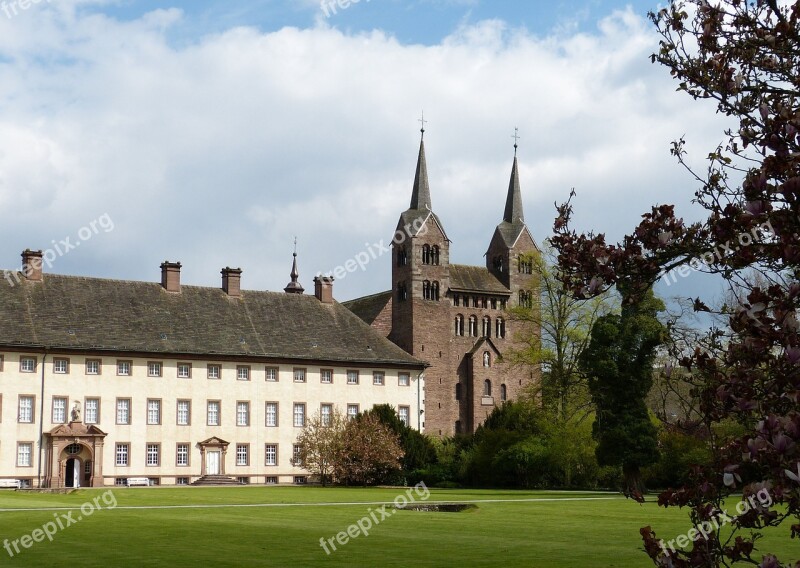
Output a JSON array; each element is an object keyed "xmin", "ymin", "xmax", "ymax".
[
  {"xmin": 21, "ymin": 249, "xmax": 43, "ymax": 282},
  {"xmin": 221, "ymin": 267, "xmax": 242, "ymax": 298},
  {"xmin": 314, "ymin": 276, "xmax": 334, "ymax": 304},
  {"xmin": 160, "ymin": 261, "xmax": 181, "ymax": 293}
]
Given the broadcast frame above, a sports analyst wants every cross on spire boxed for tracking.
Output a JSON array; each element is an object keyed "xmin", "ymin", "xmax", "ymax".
[
  {"xmin": 418, "ymin": 111, "xmax": 427, "ymax": 139},
  {"xmin": 512, "ymin": 127, "xmax": 520, "ymax": 156}
]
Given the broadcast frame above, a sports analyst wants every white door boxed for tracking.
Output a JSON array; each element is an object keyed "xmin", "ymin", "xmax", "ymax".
[{"xmin": 206, "ymin": 451, "xmax": 220, "ymax": 475}]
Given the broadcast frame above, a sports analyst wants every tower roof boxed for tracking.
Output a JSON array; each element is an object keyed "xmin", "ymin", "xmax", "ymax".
[
  {"xmin": 503, "ymin": 156, "xmax": 524, "ymax": 224},
  {"xmin": 409, "ymin": 139, "xmax": 431, "ymax": 211},
  {"xmin": 284, "ymin": 252, "xmax": 304, "ymax": 294}
]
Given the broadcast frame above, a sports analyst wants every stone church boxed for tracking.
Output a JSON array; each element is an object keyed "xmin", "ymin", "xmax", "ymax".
[{"xmin": 345, "ymin": 133, "xmax": 540, "ymax": 436}]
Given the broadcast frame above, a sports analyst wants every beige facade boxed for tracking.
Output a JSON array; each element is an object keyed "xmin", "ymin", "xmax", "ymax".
[{"xmin": 0, "ymin": 351, "xmax": 423, "ymax": 487}]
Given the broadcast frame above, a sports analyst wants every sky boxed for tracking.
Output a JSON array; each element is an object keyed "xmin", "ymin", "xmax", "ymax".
[{"xmin": 0, "ymin": 0, "xmax": 732, "ymax": 305}]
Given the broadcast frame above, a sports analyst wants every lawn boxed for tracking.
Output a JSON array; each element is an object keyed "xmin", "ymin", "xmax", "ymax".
[{"xmin": 0, "ymin": 486, "xmax": 794, "ymax": 567}]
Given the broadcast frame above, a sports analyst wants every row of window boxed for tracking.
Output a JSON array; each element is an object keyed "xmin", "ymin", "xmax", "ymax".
[
  {"xmin": 10, "ymin": 396, "xmax": 411, "ymax": 428},
  {"xmin": 454, "ymin": 381, "xmax": 507, "ymax": 401},
  {"xmin": 111, "ymin": 442, "xmax": 309, "ymax": 468},
  {"xmin": 491, "ymin": 255, "xmax": 534, "ymax": 275},
  {"xmin": 0, "ymin": 356, "xmax": 410, "ymax": 386},
  {"xmin": 452, "ymin": 295, "xmax": 507, "ymax": 310},
  {"xmin": 454, "ymin": 316, "xmax": 506, "ymax": 339},
  {"xmin": 397, "ymin": 244, "xmax": 442, "ymax": 267}
]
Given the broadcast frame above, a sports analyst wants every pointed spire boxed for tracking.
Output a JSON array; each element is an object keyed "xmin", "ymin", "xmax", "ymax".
[
  {"xmin": 284, "ymin": 238, "xmax": 304, "ymax": 294},
  {"xmin": 409, "ymin": 137, "xmax": 432, "ymax": 211},
  {"xmin": 503, "ymin": 130, "xmax": 524, "ymax": 224}
]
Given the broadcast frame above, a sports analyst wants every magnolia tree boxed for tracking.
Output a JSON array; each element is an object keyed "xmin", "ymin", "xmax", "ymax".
[{"xmin": 552, "ymin": 1, "xmax": 799, "ymax": 565}]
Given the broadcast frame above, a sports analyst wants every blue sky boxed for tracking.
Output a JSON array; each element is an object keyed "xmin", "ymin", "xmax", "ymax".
[
  {"xmin": 94, "ymin": 1, "xmax": 664, "ymax": 44},
  {"xmin": 0, "ymin": 0, "xmax": 732, "ymax": 307}
]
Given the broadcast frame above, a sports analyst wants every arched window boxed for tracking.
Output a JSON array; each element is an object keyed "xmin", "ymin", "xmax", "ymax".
[
  {"xmin": 483, "ymin": 379, "xmax": 492, "ymax": 397},
  {"xmin": 519, "ymin": 290, "xmax": 532, "ymax": 309},
  {"xmin": 432, "ymin": 281, "xmax": 440, "ymax": 301},
  {"xmin": 423, "ymin": 280, "xmax": 431, "ymax": 300},
  {"xmin": 422, "ymin": 244, "xmax": 431, "ymax": 265},
  {"xmin": 454, "ymin": 315, "xmax": 464, "ymax": 337},
  {"xmin": 495, "ymin": 318, "xmax": 506, "ymax": 339},
  {"xmin": 483, "ymin": 351, "xmax": 491, "ymax": 368},
  {"xmin": 468, "ymin": 315, "xmax": 478, "ymax": 337},
  {"xmin": 519, "ymin": 255, "xmax": 533, "ymax": 274},
  {"xmin": 494, "ymin": 255, "xmax": 505, "ymax": 273},
  {"xmin": 500, "ymin": 384, "xmax": 507, "ymax": 401},
  {"xmin": 455, "ymin": 383, "xmax": 462, "ymax": 400},
  {"xmin": 482, "ymin": 316, "xmax": 491, "ymax": 338},
  {"xmin": 455, "ymin": 420, "xmax": 462, "ymax": 434},
  {"xmin": 431, "ymin": 245, "xmax": 440, "ymax": 265},
  {"xmin": 397, "ymin": 247, "xmax": 408, "ymax": 266},
  {"xmin": 397, "ymin": 282, "xmax": 408, "ymax": 302}
]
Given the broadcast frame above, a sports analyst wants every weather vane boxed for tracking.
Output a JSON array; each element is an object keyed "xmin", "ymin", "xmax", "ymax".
[
  {"xmin": 419, "ymin": 111, "xmax": 427, "ymax": 139},
  {"xmin": 512, "ymin": 127, "xmax": 520, "ymax": 155}
]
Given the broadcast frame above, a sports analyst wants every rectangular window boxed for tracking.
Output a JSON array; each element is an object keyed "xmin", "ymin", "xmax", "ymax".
[
  {"xmin": 147, "ymin": 399, "xmax": 161, "ymax": 425},
  {"xmin": 265, "ymin": 367, "xmax": 278, "ymax": 382},
  {"xmin": 347, "ymin": 370, "xmax": 359, "ymax": 385},
  {"xmin": 320, "ymin": 369, "xmax": 333, "ymax": 384},
  {"xmin": 236, "ymin": 366, "xmax": 250, "ymax": 381},
  {"xmin": 52, "ymin": 397, "xmax": 67, "ymax": 424},
  {"xmin": 18, "ymin": 396, "xmax": 34, "ymax": 423},
  {"xmin": 116, "ymin": 398, "xmax": 131, "ymax": 425},
  {"xmin": 265, "ymin": 444, "xmax": 278, "ymax": 466},
  {"xmin": 207, "ymin": 401, "xmax": 220, "ymax": 426},
  {"xmin": 373, "ymin": 372, "xmax": 385, "ymax": 386},
  {"xmin": 293, "ymin": 444, "xmax": 303, "ymax": 466},
  {"xmin": 237, "ymin": 401, "xmax": 250, "ymax": 426},
  {"xmin": 347, "ymin": 404, "xmax": 359, "ymax": 420},
  {"xmin": 265, "ymin": 476, "xmax": 278, "ymax": 484},
  {"xmin": 17, "ymin": 442, "xmax": 32, "ymax": 467},
  {"xmin": 85, "ymin": 398, "xmax": 99, "ymax": 424},
  {"xmin": 320, "ymin": 403, "xmax": 332, "ymax": 427},
  {"xmin": 399, "ymin": 373, "xmax": 410, "ymax": 386},
  {"xmin": 86, "ymin": 359, "xmax": 101, "ymax": 375},
  {"xmin": 293, "ymin": 368, "xmax": 306, "ymax": 383},
  {"xmin": 146, "ymin": 444, "xmax": 160, "ymax": 467},
  {"xmin": 20, "ymin": 357, "xmax": 36, "ymax": 373},
  {"xmin": 293, "ymin": 403, "xmax": 305, "ymax": 428},
  {"xmin": 265, "ymin": 402, "xmax": 278, "ymax": 427},
  {"xmin": 53, "ymin": 358, "xmax": 69, "ymax": 374},
  {"xmin": 117, "ymin": 360, "xmax": 131, "ymax": 376},
  {"xmin": 115, "ymin": 443, "xmax": 129, "ymax": 467},
  {"xmin": 207, "ymin": 364, "xmax": 220, "ymax": 380},
  {"xmin": 147, "ymin": 362, "xmax": 162, "ymax": 377},
  {"xmin": 399, "ymin": 406, "xmax": 410, "ymax": 427},
  {"xmin": 0, "ymin": 354, "xmax": 4, "ymax": 371},
  {"xmin": 176, "ymin": 444, "xmax": 189, "ymax": 467},
  {"xmin": 177, "ymin": 400, "xmax": 191, "ymax": 426},
  {"xmin": 236, "ymin": 444, "xmax": 249, "ymax": 466},
  {"xmin": 177, "ymin": 363, "xmax": 191, "ymax": 379}
]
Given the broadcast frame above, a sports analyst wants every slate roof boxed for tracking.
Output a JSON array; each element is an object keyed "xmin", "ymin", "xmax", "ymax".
[
  {"xmin": 449, "ymin": 265, "xmax": 510, "ymax": 295},
  {"xmin": 342, "ymin": 291, "xmax": 392, "ymax": 326},
  {"xmin": 0, "ymin": 272, "xmax": 425, "ymax": 368}
]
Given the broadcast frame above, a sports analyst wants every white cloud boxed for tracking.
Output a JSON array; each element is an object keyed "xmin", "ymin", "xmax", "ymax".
[{"xmin": 0, "ymin": 5, "xmax": 730, "ymax": 301}]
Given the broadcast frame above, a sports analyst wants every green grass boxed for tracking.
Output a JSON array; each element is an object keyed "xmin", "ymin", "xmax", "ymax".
[{"xmin": 0, "ymin": 487, "xmax": 794, "ymax": 567}]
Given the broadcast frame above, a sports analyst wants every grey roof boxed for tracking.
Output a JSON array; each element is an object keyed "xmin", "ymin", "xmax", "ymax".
[
  {"xmin": 409, "ymin": 139, "xmax": 431, "ymax": 211},
  {"xmin": 449, "ymin": 265, "xmax": 510, "ymax": 294},
  {"xmin": 0, "ymin": 272, "xmax": 424, "ymax": 368},
  {"xmin": 497, "ymin": 156, "xmax": 527, "ymax": 247},
  {"xmin": 342, "ymin": 291, "xmax": 392, "ymax": 326}
]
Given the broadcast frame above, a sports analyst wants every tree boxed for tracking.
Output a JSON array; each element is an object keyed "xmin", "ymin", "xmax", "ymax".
[
  {"xmin": 362, "ymin": 404, "xmax": 437, "ymax": 474},
  {"xmin": 296, "ymin": 408, "xmax": 346, "ymax": 486},
  {"xmin": 552, "ymin": 1, "xmax": 800, "ymax": 564},
  {"xmin": 336, "ymin": 413, "xmax": 404, "ymax": 486},
  {"xmin": 579, "ymin": 288, "xmax": 666, "ymax": 495},
  {"xmin": 507, "ymin": 244, "xmax": 616, "ymax": 423}
]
